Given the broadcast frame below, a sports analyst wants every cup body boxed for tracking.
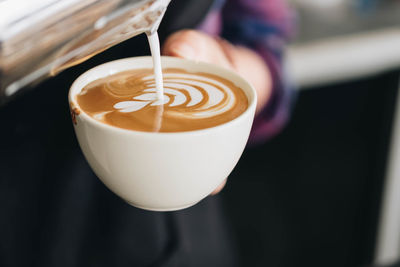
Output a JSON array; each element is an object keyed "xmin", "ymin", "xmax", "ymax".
[{"xmin": 69, "ymin": 56, "xmax": 256, "ymax": 211}]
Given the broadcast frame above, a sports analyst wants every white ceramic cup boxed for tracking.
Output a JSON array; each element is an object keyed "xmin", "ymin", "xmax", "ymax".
[{"xmin": 69, "ymin": 56, "xmax": 257, "ymax": 211}]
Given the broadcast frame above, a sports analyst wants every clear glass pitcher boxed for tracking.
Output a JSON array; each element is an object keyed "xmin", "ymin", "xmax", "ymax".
[{"xmin": 0, "ymin": 0, "xmax": 171, "ymax": 103}]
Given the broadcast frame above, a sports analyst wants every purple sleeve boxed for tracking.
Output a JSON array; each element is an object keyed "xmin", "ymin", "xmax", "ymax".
[{"xmin": 199, "ymin": 0, "xmax": 295, "ymax": 143}]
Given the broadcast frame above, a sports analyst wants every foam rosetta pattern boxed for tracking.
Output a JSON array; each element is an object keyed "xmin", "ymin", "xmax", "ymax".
[{"xmin": 111, "ymin": 72, "xmax": 236, "ymax": 119}]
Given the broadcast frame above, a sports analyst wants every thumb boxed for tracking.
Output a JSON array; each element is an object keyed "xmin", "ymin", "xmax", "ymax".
[
  {"xmin": 162, "ymin": 30, "xmax": 198, "ymax": 60},
  {"xmin": 162, "ymin": 30, "xmax": 232, "ymax": 69}
]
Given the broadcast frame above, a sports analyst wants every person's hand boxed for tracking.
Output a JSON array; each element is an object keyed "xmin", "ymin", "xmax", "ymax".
[
  {"xmin": 162, "ymin": 30, "xmax": 272, "ymax": 194},
  {"xmin": 162, "ymin": 30, "xmax": 272, "ymax": 113}
]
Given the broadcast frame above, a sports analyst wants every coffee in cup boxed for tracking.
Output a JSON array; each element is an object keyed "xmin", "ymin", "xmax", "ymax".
[
  {"xmin": 76, "ymin": 68, "xmax": 248, "ymax": 132},
  {"xmin": 69, "ymin": 56, "xmax": 256, "ymax": 211}
]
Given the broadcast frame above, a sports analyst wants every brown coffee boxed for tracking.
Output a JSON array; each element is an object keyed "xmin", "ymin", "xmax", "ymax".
[{"xmin": 76, "ymin": 68, "xmax": 248, "ymax": 132}]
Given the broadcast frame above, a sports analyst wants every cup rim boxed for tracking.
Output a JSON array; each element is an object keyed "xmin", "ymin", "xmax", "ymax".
[{"xmin": 69, "ymin": 56, "xmax": 257, "ymax": 136}]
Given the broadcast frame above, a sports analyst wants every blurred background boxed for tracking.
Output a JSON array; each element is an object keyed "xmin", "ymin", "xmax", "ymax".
[
  {"xmin": 222, "ymin": 0, "xmax": 400, "ymax": 266},
  {"xmin": 1, "ymin": 0, "xmax": 400, "ymax": 266}
]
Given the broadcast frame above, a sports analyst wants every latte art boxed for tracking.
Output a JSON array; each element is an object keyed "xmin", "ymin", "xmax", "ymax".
[
  {"xmin": 77, "ymin": 68, "xmax": 248, "ymax": 132},
  {"xmin": 112, "ymin": 72, "xmax": 235, "ymax": 119}
]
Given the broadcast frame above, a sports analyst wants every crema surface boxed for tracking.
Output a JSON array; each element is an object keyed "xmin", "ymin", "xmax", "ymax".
[{"xmin": 77, "ymin": 68, "xmax": 248, "ymax": 132}]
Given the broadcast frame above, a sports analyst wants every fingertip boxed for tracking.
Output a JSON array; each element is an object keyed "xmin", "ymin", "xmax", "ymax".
[{"xmin": 210, "ymin": 178, "xmax": 227, "ymax": 196}]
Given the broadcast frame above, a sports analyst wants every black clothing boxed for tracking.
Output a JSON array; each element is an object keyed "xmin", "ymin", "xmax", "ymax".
[{"xmin": 0, "ymin": 1, "xmax": 238, "ymax": 266}]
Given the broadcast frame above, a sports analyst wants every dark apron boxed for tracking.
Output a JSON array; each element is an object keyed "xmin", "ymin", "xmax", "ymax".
[{"xmin": 0, "ymin": 1, "xmax": 238, "ymax": 266}]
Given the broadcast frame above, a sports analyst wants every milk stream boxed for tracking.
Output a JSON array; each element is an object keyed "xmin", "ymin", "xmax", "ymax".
[
  {"xmin": 146, "ymin": 32, "xmax": 164, "ymax": 131},
  {"xmin": 147, "ymin": 32, "xmax": 164, "ymax": 101}
]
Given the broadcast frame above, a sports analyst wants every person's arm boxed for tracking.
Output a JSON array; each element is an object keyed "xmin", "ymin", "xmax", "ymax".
[{"xmin": 221, "ymin": 0, "xmax": 294, "ymax": 143}]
